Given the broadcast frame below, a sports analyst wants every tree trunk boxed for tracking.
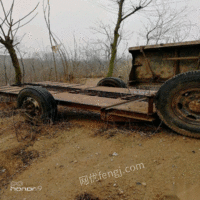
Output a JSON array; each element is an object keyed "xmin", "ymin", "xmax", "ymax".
[
  {"xmin": 107, "ymin": 0, "xmax": 124, "ymax": 77},
  {"xmin": 107, "ymin": 31, "xmax": 120, "ymax": 77},
  {"xmin": 6, "ymin": 45, "xmax": 22, "ymax": 85}
]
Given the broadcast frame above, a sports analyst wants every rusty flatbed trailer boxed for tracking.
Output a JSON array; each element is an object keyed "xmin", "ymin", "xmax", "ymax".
[
  {"xmin": 0, "ymin": 82, "xmax": 157, "ymax": 122},
  {"xmin": 1, "ymin": 40, "xmax": 200, "ymax": 138}
]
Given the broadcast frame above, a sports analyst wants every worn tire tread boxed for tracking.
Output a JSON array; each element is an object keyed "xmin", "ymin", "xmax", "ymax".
[
  {"xmin": 97, "ymin": 77, "xmax": 127, "ymax": 88},
  {"xmin": 17, "ymin": 86, "xmax": 57, "ymax": 123},
  {"xmin": 156, "ymin": 70, "xmax": 200, "ymax": 138}
]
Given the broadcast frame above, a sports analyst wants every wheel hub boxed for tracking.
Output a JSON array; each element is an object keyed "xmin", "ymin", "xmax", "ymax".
[
  {"xmin": 172, "ymin": 88, "xmax": 200, "ymax": 124},
  {"xmin": 189, "ymin": 100, "xmax": 200, "ymax": 113},
  {"xmin": 21, "ymin": 97, "xmax": 42, "ymax": 122}
]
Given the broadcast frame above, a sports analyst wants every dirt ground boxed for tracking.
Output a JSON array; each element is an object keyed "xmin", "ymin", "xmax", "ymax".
[{"xmin": 0, "ymin": 102, "xmax": 200, "ymax": 200}]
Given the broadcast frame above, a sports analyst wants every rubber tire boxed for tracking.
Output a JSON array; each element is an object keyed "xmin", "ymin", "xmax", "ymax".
[
  {"xmin": 156, "ymin": 70, "xmax": 200, "ymax": 138},
  {"xmin": 17, "ymin": 86, "xmax": 57, "ymax": 123},
  {"xmin": 97, "ymin": 77, "xmax": 127, "ymax": 88}
]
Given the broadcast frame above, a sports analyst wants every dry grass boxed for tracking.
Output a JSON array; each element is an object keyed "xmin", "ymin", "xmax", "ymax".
[{"xmin": 0, "ymin": 101, "xmax": 73, "ymax": 190}]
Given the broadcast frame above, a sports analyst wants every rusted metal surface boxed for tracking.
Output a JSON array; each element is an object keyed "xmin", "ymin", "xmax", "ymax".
[
  {"xmin": 173, "ymin": 49, "xmax": 180, "ymax": 75},
  {"xmin": 129, "ymin": 40, "xmax": 200, "ymax": 51},
  {"xmin": 83, "ymin": 86, "xmax": 157, "ymax": 97},
  {"xmin": 25, "ymin": 82, "xmax": 157, "ymax": 100},
  {"xmin": 19, "ymin": 96, "xmax": 43, "ymax": 124},
  {"xmin": 26, "ymin": 81, "xmax": 82, "ymax": 88},
  {"xmin": 0, "ymin": 83, "xmax": 157, "ymax": 122},
  {"xmin": 54, "ymin": 93, "xmax": 154, "ymax": 121},
  {"xmin": 54, "ymin": 92, "xmax": 125, "ymax": 108},
  {"xmin": 128, "ymin": 40, "xmax": 200, "ymax": 86},
  {"xmin": 197, "ymin": 53, "xmax": 200, "ymax": 70},
  {"xmin": 105, "ymin": 110, "xmax": 155, "ymax": 122},
  {"xmin": 0, "ymin": 86, "xmax": 22, "ymax": 100},
  {"xmin": 50, "ymin": 89, "xmax": 157, "ymax": 121},
  {"xmin": 100, "ymin": 96, "xmax": 155, "ymax": 122},
  {"xmin": 0, "ymin": 86, "xmax": 22, "ymax": 95},
  {"xmin": 25, "ymin": 82, "xmax": 83, "ymax": 95},
  {"xmin": 0, "ymin": 85, "xmax": 59, "ymax": 96},
  {"xmin": 105, "ymin": 100, "xmax": 156, "ymax": 114},
  {"xmin": 0, "ymin": 83, "xmax": 157, "ymax": 99},
  {"xmin": 140, "ymin": 46, "xmax": 156, "ymax": 79},
  {"xmin": 101, "ymin": 97, "xmax": 146, "ymax": 111},
  {"xmin": 171, "ymin": 88, "xmax": 200, "ymax": 125},
  {"xmin": 148, "ymin": 97, "xmax": 154, "ymax": 115},
  {"xmin": 163, "ymin": 56, "xmax": 200, "ymax": 60}
]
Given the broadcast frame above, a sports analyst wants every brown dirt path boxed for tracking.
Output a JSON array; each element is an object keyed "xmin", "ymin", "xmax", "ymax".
[{"xmin": 0, "ymin": 105, "xmax": 200, "ymax": 200}]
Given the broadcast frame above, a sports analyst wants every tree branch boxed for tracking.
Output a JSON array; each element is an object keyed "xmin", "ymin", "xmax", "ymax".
[
  {"xmin": 13, "ymin": 2, "xmax": 39, "ymax": 26},
  {"xmin": 0, "ymin": 25, "xmax": 6, "ymax": 39},
  {"xmin": 13, "ymin": 13, "xmax": 38, "ymax": 32},
  {"xmin": 121, "ymin": 6, "xmax": 142, "ymax": 21},
  {"xmin": 0, "ymin": 3, "xmax": 13, "ymax": 27},
  {"xmin": 0, "ymin": 0, "xmax": 13, "ymax": 25}
]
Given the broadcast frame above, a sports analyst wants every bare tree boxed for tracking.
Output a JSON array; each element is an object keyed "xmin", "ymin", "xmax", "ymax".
[
  {"xmin": 43, "ymin": 0, "xmax": 58, "ymax": 81},
  {"xmin": 97, "ymin": 0, "xmax": 153, "ymax": 77},
  {"xmin": 90, "ymin": 21, "xmax": 113, "ymax": 61},
  {"xmin": 43, "ymin": 0, "xmax": 72, "ymax": 81},
  {"xmin": 90, "ymin": 20, "xmax": 131, "ymax": 64},
  {"xmin": 141, "ymin": 3, "xmax": 192, "ymax": 45},
  {"xmin": 0, "ymin": 0, "xmax": 39, "ymax": 84}
]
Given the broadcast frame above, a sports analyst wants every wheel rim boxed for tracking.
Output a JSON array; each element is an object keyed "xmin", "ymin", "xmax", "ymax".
[
  {"xmin": 20, "ymin": 97, "xmax": 43, "ymax": 123},
  {"xmin": 172, "ymin": 88, "xmax": 200, "ymax": 125}
]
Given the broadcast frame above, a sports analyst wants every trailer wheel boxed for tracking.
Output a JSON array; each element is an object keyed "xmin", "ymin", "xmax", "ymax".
[
  {"xmin": 156, "ymin": 70, "xmax": 200, "ymax": 138},
  {"xmin": 17, "ymin": 86, "xmax": 57, "ymax": 124},
  {"xmin": 97, "ymin": 77, "xmax": 127, "ymax": 88}
]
